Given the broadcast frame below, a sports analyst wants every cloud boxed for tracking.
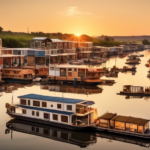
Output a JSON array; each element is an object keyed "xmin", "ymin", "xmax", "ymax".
[{"xmin": 58, "ymin": 7, "xmax": 92, "ymax": 17}]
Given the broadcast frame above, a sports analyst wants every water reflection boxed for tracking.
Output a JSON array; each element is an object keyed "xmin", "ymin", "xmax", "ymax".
[
  {"xmin": 40, "ymin": 84, "xmax": 103, "ymax": 95},
  {"xmin": 5, "ymin": 119, "xmax": 150, "ymax": 148}
]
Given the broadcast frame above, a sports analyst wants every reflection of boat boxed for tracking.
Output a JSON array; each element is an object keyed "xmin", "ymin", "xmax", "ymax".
[
  {"xmin": 97, "ymin": 131, "xmax": 150, "ymax": 148},
  {"xmin": 6, "ymin": 119, "xmax": 97, "ymax": 148},
  {"xmin": 40, "ymin": 84, "xmax": 103, "ymax": 95}
]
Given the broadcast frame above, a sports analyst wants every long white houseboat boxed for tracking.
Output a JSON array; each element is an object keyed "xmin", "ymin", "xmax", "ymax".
[
  {"xmin": 49, "ymin": 65, "xmax": 106, "ymax": 85},
  {"xmin": 6, "ymin": 94, "xmax": 97, "ymax": 130},
  {"xmin": 6, "ymin": 94, "xmax": 150, "ymax": 139}
]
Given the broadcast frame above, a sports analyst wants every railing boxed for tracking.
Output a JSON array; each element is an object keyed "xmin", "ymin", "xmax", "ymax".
[{"xmin": 76, "ymin": 108, "xmax": 93, "ymax": 114}]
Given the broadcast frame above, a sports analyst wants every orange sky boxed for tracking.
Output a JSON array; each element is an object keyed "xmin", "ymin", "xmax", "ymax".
[{"xmin": 0, "ymin": 0, "xmax": 150, "ymax": 36}]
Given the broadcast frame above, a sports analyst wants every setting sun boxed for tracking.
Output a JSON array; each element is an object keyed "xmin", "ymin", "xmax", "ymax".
[{"xmin": 75, "ymin": 33, "xmax": 80, "ymax": 37}]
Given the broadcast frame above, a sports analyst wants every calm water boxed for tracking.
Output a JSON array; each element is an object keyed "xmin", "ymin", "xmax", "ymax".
[{"xmin": 1, "ymin": 50, "xmax": 150, "ymax": 150}]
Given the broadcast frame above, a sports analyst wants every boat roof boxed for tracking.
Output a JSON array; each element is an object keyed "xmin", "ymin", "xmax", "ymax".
[
  {"xmin": 16, "ymin": 105, "xmax": 74, "ymax": 115},
  {"xmin": 18, "ymin": 94, "xmax": 85, "ymax": 104},
  {"xmin": 111, "ymin": 115, "xmax": 149, "ymax": 126},
  {"xmin": 99, "ymin": 113, "xmax": 117, "ymax": 120},
  {"xmin": 123, "ymin": 85, "xmax": 143, "ymax": 87}
]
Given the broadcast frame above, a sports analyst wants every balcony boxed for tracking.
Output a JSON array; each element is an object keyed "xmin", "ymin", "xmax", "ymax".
[{"xmin": 76, "ymin": 108, "xmax": 93, "ymax": 114}]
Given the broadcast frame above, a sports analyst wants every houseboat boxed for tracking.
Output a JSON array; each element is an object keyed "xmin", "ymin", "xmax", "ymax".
[
  {"xmin": 2, "ymin": 68, "xmax": 35, "ymax": 83},
  {"xmin": 117, "ymin": 85, "xmax": 150, "ymax": 96},
  {"xmin": 6, "ymin": 94, "xmax": 97, "ymax": 131},
  {"xmin": 6, "ymin": 119, "xmax": 97, "ymax": 148},
  {"xmin": 5, "ymin": 94, "xmax": 150, "ymax": 139},
  {"xmin": 49, "ymin": 65, "xmax": 106, "ymax": 85}
]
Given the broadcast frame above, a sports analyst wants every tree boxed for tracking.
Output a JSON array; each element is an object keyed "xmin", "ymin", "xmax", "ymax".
[
  {"xmin": 0, "ymin": 26, "xmax": 3, "ymax": 33},
  {"xmin": 142, "ymin": 39, "xmax": 150, "ymax": 45}
]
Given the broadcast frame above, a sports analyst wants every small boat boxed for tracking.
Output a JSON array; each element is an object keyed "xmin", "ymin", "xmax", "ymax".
[{"xmin": 33, "ymin": 77, "xmax": 42, "ymax": 82}]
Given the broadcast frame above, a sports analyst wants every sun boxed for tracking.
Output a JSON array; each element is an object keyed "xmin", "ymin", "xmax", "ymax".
[{"xmin": 75, "ymin": 33, "xmax": 80, "ymax": 37}]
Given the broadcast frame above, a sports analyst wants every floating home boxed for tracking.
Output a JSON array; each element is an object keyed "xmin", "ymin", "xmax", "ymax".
[
  {"xmin": 49, "ymin": 65, "xmax": 105, "ymax": 85},
  {"xmin": 2, "ymin": 68, "xmax": 35, "ymax": 83},
  {"xmin": 6, "ymin": 94, "xmax": 150, "ymax": 139},
  {"xmin": 6, "ymin": 94, "xmax": 97, "ymax": 130}
]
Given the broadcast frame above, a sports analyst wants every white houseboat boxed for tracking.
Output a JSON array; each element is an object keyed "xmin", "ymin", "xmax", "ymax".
[
  {"xmin": 6, "ymin": 94, "xmax": 97, "ymax": 131},
  {"xmin": 49, "ymin": 65, "xmax": 106, "ymax": 85}
]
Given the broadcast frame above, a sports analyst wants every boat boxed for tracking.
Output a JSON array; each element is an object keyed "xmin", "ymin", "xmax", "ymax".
[
  {"xmin": 2, "ymin": 68, "xmax": 35, "ymax": 83},
  {"xmin": 117, "ymin": 85, "xmax": 150, "ymax": 96},
  {"xmin": 120, "ymin": 66, "xmax": 136, "ymax": 72},
  {"xmin": 5, "ymin": 94, "xmax": 150, "ymax": 139},
  {"xmin": 49, "ymin": 65, "xmax": 106, "ymax": 85},
  {"xmin": 33, "ymin": 77, "xmax": 42, "ymax": 82},
  {"xmin": 6, "ymin": 119, "xmax": 97, "ymax": 148}
]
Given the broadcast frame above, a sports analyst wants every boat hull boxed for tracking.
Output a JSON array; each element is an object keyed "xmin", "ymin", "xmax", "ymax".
[
  {"xmin": 3, "ymin": 78, "xmax": 32, "ymax": 83},
  {"xmin": 7, "ymin": 112, "xmax": 90, "ymax": 131}
]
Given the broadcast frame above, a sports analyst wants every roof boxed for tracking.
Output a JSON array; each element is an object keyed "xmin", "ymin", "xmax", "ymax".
[
  {"xmin": 18, "ymin": 94, "xmax": 85, "ymax": 104},
  {"xmin": 0, "ymin": 55, "xmax": 25, "ymax": 57},
  {"xmin": 111, "ymin": 115, "xmax": 149, "ymax": 126},
  {"xmin": 51, "ymin": 39, "xmax": 63, "ymax": 42},
  {"xmin": 99, "ymin": 113, "xmax": 117, "ymax": 120},
  {"xmin": 32, "ymin": 37, "xmax": 49, "ymax": 40},
  {"xmin": 16, "ymin": 105, "xmax": 74, "ymax": 115}
]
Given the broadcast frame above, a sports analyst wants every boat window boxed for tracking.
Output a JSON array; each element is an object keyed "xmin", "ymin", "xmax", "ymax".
[
  {"xmin": 28, "ymin": 100, "xmax": 30, "ymax": 106},
  {"xmin": 57, "ymin": 104, "xmax": 61, "ymax": 109},
  {"xmin": 53, "ymin": 114, "xmax": 58, "ymax": 121},
  {"xmin": 32, "ymin": 111, "xmax": 35, "ymax": 116},
  {"xmin": 61, "ymin": 115, "xmax": 68, "ymax": 123},
  {"xmin": 68, "ymin": 68, "xmax": 72, "ymax": 71},
  {"xmin": 74, "ymin": 68, "xmax": 77, "ymax": 71},
  {"xmin": 44, "ymin": 113, "xmax": 49, "ymax": 119},
  {"xmin": 51, "ymin": 104, "xmax": 53, "ymax": 107},
  {"xmin": 43, "ymin": 129, "xmax": 49, "ymax": 135},
  {"xmin": 33, "ymin": 101, "xmax": 40, "ymax": 107},
  {"xmin": 21, "ymin": 99, "xmax": 26, "ymax": 105},
  {"xmin": 67, "ymin": 105, "xmax": 72, "ymax": 111},
  {"xmin": 61, "ymin": 133, "xmax": 68, "ymax": 140},
  {"xmin": 42, "ymin": 102, "xmax": 47, "ymax": 107},
  {"xmin": 36, "ymin": 111, "xmax": 39, "ymax": 117},
  {"xmin": 52, "ymin": 130, "xmax": 57, "ymax": 137},
  {"xmin": 22, "ymin": 109, "xmax": 26, "ymax": 114}
]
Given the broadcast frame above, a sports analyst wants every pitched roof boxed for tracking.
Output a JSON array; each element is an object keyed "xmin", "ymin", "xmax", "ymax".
[
  {"xmin": 16, "ymin": 105, "xmax": 74, "ymax": 115},
  {"xmin": 111, "ymin": 115, "xmax": 149, "ymax": 126},
  {"xmin": 18, "ymin": 94, "xmax": 85, "ymax": 104}
]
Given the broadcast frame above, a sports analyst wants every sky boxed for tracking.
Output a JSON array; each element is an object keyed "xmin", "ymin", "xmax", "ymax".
[{"xmin": 0, "ymin": 0, "xmax": 150, "ymax": 36}]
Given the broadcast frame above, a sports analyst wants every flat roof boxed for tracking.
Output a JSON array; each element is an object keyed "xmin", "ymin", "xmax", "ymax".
[
  {"xmin": 18, "ymin": 94, "xmax": 85, "ymax": 104},
  {"xmin": 99, "ymin": 113, "xmax": 117, "ymax": 120},
  {"xmin": 111, "ymin": 115, "xmax": 149, "ymax": 126},
  {"xmin": 16, "ymin": 105, "xmax": 74, "ymax": 115},
  {"xmin": 0, "ymin": 55, "xmax": 25, "ymax": 57}
]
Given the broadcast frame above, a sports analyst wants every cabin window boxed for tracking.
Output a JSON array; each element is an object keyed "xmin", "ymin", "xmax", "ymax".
[
  {"xmin": 32, "ymin": 111, "xmax": 35, "ymax": 116},
  {"xmin": 42, "ymin": 102, "xmax": 47, "ymax": 107},
  {"xmin": 61, "ymin": 115, "xmax": 68, "ymax": 123},
  {"xmin": 33, "ymin": 101, "xmax": 40, "ymax": 107},
  {"xmin": 57, "ymin": 104, "xmax": 61, "ymax": 109},
  {"xmin": 22, "ymin": 109, "xmax": 26, "ymax": 114},
  {"xmin": 36, "ymin": 111, "xmax": 39, "ymax": 117},
  {"xmin": 53, "ymin": 114, "xmax": 58, "ymax": 121},
  {"xmin": 21, "ymin": 99, "xmax": 26, "ymax": 105},
  {"xmin": 51, "ymin": 104, "xmax": 53, "ymax": 107},
  {"xmin": 28, "ymin": 100, "xmax": 30, "ymax": 105},
  {"xmin": 68, "ymin": 72, "xmax": 72, "ymax": 77},
  {"xmin": 44, "ymin": 113, "xmax": 49, "ymax": 119},
  {"xmin": 68, "ymin": 68, "xmax": 72, "ymax": 71},
  {"xmin": 50, "ymin": 67, "xmax": 54, "ymax": 70},
  {"xmin": 74, "ymin": 68, "xmax": 77, "ymax": 71},
  {"xmin": 52, "ymin": 130, "xmax": 57, "ymax": 137},
  {"xmin": 67, "ymin": 105, "xmax": 72, "ymax": 111}
]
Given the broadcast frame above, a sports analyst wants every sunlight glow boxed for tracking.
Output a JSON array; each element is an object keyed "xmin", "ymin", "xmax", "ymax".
[{"xmin": 75, "ymin": 33, "xmax": 80, "ymax": 37}]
